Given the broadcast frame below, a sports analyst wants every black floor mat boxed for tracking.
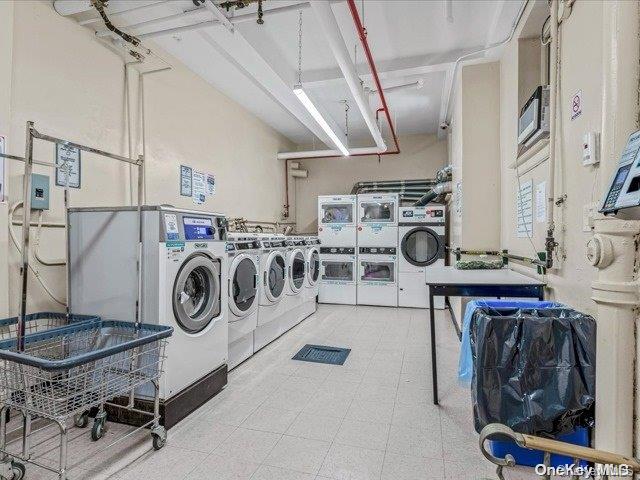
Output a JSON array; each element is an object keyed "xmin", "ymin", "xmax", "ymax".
[{"xmin": 292, "ymin": 344, "xmax": 351, "ymax": 365}]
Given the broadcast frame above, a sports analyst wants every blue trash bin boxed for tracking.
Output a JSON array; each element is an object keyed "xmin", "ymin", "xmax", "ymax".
[{"xmin": 458, "ymin": 299, "xmax": 564, "ymax": 385}]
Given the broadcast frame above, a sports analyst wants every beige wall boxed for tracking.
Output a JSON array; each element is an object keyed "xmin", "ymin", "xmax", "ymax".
[
  {"xmin": 293, "ymin": 134, "xmax": 447, "ymax": 232},
  {"xmin": 1, "ymin": 1, "xmax": 293, "ymax": 314},
  {"xmin": 449, "ymin": 62, "xmax": 502, "ymax": 252}
]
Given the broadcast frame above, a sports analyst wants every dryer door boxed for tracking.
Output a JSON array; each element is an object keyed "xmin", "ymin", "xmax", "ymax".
[
  {"xmin": 229, "ymin": 254, "xmax": 258, "ymax": 317},
  {"xmin": 173, "ymin": 253, "xmax": 221, "ymax": 334},
  {"xmin": 306, "ymin": 248, "xmax": 320, "ymax": 286},
  {"xmin": 321, "ymin": 257, "xmax": 354, "ymax": 283},
  {"xmin": 264, "ymin": 251, "xmax": 286, "ymax": 303},
  {"xmin": 288, "ymin": 249, "xmax": 306, "ymax": 293},
  {"xmin": 359, "ymin": 258, "xmax": 395, "ymax": 283},
  {"xmin": 400, "ymin": 227, "xmax": 443, "ymax": 267}
]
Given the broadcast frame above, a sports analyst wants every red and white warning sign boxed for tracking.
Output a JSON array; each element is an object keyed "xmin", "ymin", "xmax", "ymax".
[{"xmin": 571, "ymin": 89, "xmax": 582, "ymax": 121}]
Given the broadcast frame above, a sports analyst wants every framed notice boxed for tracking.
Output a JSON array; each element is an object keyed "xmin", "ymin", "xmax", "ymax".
[
  {"xmin": 180, "ymin": 165, "xmax": 193, "ymax": 197},
  {"xmin": 55, "ymin": 144, "xmax": 81, "ymax": 188}
]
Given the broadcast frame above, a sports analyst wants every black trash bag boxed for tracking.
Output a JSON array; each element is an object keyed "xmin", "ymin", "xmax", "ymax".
[{"xmin": 470, "ymin": 307, "xmax": 596, "ymax": 437}]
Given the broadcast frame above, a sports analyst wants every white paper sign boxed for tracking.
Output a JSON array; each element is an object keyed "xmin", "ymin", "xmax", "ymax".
[
  {"xmin": 535, "ymin": 181, "xmax": 546, "ymax": 223},
  {"xmin": 206, "ymin": 173, "xmax": 215, "ymax": 196},
  {"xmin": 180, "ymin": 165, "xmax": 192, "ymax": 197},
  {"xmin": 0, "ymin": 135, "xmax": 5, "ymax": 201},
  {"xmin": 570, "ymin": 89, "xmax": 583, "ymax": 121},
  {"xmin": 164, "ymin": 213, "xmax": 179, "ymax": 241},
  {"xmin": 192, "ymin": 170, "xmax": 206, "ymax": 205},
  {"xmin": 517, "ymin": 180, "xmax": 533, "ymax": 238},
  {"xmin": 55, "ymin": 144, "xmax": 81, "ymax": 188}
]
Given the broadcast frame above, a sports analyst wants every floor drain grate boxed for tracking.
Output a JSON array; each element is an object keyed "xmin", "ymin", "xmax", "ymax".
[{"xmin": 292, "ymin": 344, "xmax": 351, "ymax": 366}]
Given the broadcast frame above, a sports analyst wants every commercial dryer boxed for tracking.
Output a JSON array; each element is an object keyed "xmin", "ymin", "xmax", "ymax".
[
  {"xmin": 317, "ymin": 195, "xmax": 357, "ymax": 247},
  {"xmin": 68, "ymin": 206, "xmax": 228, "ymax": 428},
  {"xmin": 398, "ymin": 205, "xmax": 446, "ymax": 309},
  {"xmin": 357, "ymin": 193, "xmax": 399, "ymax": 247}
]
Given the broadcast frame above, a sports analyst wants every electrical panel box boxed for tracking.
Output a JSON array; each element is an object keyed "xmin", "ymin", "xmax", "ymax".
[
  {"xmin": 582, "ymin": 132, "xmax": 600, "ymax": 166},
  {"xmin": 30, "ymin": 174, "xmax": 50, "ymax": 211}
]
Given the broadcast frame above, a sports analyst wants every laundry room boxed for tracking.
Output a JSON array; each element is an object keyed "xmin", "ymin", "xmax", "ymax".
[{"xmin": 0, "ymin": 0, "xmax": 638, "ymax": 479}]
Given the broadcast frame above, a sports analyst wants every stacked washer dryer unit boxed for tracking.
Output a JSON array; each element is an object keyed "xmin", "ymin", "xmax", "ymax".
[
  {"xmin": 398, "ymin": 205, "xmax": 446, "ymax": 309},
  {"xmin": 317, "ymin": 195, "xmax": 358, "ymax": 305},
  {"xmin": 226, "ymin": 233, "xmax": 262, "ymax": 369},
  {"xmin": 68, "ymin": 206, "xmax": 228, "ymax": 428},
  {"xmin": 280, "ymin": 236, "xmax": 308, "ymax": 333},
  {"xmin": 356, "ymin": 193, "xmax": 399, "ymax": 307},
  {"xmin": 300, "ymin": 236, "xmax": 321, "ymax": 318},
  {"xmin": 254, "ymin": 234, "xmax": 288, "ymax": 351}
]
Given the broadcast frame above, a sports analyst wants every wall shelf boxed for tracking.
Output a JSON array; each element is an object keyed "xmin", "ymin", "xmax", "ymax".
[{"xmin": 509, "ymin": 138, "xmax": 549, "ymax": 176}]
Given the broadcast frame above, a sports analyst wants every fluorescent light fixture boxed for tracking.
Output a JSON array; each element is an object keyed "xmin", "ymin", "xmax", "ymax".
[{"xmin": 293, "ymin": 86, "xmax": 350, "ymax": 157}]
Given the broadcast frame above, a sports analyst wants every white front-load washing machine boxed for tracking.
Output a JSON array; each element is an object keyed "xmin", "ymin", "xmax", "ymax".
[
  {"xmin": 226, "ymin": 233, "xmax": 261, "ymax": 370},
  {"xmin": 398, "ymin": 205, "xmax": 446, "ymax": 309},
  {"xmin": 300, "ymin": 236, "xmax": 320, "ymax": 319},
  {"xmin": 357, "ymin": 193, "xmax": 399, "ymax": 247},
  {"xmin": 255, "ymin": 235, "xmax": 288, "ymax": 351},
  {"xmin": 319, "ymin": 246, "xmax": 357, "ymax": 305},
  {"xmin": 281, "ymin": 237, "xmax": 307, "ymax": 333},
  {"xmin": 357, "ymin": 246, "xmax": 398, "ymax": 307},
  {"xmin": 318, "ymin": 195, "xmax": 357, "ymax": 247},
  {"xmin": 68, "ymin": 206, "xmax": 228, "ymax": 428}
]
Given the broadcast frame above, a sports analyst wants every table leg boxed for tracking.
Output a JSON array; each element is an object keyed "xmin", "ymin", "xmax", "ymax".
[{"xmin": 429, "ymin": 288, "xmax": 439, "ymax": 406}]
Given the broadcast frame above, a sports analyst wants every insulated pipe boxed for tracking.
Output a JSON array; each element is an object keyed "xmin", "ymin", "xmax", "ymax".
[
  {"xmin": 309, "ymin": 1, "xmax": 386, "ymax": 152},
  {"xmin": 545, "ymin": 0, "xmax": 559, "ymax": 269},
  {"xmin": 414, "ymin": 181, "xmax": 452, "ymax": 206}
]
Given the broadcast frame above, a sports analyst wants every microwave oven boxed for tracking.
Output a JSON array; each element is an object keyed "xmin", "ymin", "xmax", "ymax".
[{"xmin": 518, "ymin": 85, "xmax": 550, "ymax": 152}]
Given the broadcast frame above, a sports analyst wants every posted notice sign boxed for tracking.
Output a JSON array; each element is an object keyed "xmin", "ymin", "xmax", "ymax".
[{"xmin": 571, "ymin": 90, "xmax": 583, "ymax": 121}]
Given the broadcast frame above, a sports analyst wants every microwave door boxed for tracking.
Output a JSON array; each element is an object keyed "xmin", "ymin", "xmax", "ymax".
[{"xmin": 518, "ymin": 98, "xmax": 540, "ymax": 145}]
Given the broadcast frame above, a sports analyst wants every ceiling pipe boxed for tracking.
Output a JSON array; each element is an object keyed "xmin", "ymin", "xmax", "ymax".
[
  {"xmin": 309, "ymin": 1, "xmax": 387, "ymax": 152},
  {"xmin": 443, "ymin": 0, "xmax": 528, "ymax": 123},
  {"xmin": 347, "ymin": 0, "xmax": 400, "ymax": 155}
]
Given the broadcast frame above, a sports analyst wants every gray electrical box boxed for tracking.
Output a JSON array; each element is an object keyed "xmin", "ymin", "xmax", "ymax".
[{"xmin": 30, "ymin": 174, "xmax": 50, "ymax": 210}]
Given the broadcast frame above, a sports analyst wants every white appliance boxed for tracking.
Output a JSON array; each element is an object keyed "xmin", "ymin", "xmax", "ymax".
[
  {"xmin": 318, "ymin": 246, "xmax": 357, "ymax": 305},
  {"xmin": 280, "ymin": 236, "xmax": 308, "ymax": 333},
  {"xmin": 357, "ymin": 193, "xmax": 399, "ymax": 247},
  {"xmin": 226, "ymin": 233, "xmax": 261, "ymax": 370},
  {"xmin": 357, "ymin": 247, "xmax": 398, "ymax": 307},
  {"xmin": 68, "ymin": 206, "xmax": 228, "ymax": 428},
  {"xmin": 300, "ymin": 236, "xmax": 320, "ymax": 318},
  {"xmin": 255, "ymin": 235, "xmax": 288, "ymax": 351},
  {"xmin": 398, "ymin": 205, "xmax": 446, "ymax": 309},
  {"xmin": 317, "ymin": 194, "xmax": 357, "ymax": 247}
]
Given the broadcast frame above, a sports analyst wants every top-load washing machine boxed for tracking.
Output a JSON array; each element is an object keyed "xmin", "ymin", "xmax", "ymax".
[
  {"xmin": 398, "ymin": 205, "xmax": 446, "ymax": 309},
  {"xmin": 226, "ymin": 233, "xmax": 261, "ymax": 370},
  {"xmin": 281, "ymin": 236, "xmax": 307, "ymax": 333},
  {"xmin": 68, "ymin": 206, "xmax": 228, "ymax": 428},
  {"xmin": 318, "ymin": 195, "xmax": 357, "ymax": 247},
  {"xmin": 255, "ymin": 234, "xmax": 288, "ymax": 351},
  {"xmin": 357, "ymin": 193, "xmax": 399, "ymax": 247}
]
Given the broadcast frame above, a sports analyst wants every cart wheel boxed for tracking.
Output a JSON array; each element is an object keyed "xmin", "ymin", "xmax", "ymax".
[
  {"xmin": 151, "ymin": 431, "xmax": 166, "ymax": 450},
  {"xmin": 91, "ymin": 419, "xmax": 105, "ymax": 441},
  {"xmin": 74, "ymin": 412, "xmax": 89, "ymax": 428},
  {"xmin": 10, "ymin": 462, "xmax": 25, "ymax": 480}
]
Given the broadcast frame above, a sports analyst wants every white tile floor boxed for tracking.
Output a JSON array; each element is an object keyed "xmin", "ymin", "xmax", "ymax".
[{"xmin": 14, "ymin": 304, "xmax": 543, "ymax": 479}]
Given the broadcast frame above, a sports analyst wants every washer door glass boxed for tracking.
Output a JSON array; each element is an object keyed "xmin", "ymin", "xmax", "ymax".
[
  {"xmin": 361, "ymin": 202, "xmax": 395, "ymax": 223},
  {"xmin": 321, "ymin": 203, "xmax": 353, "ymax": 224},
  {"xmin": 232, "ymin": 257, "xmax": 257, "ymax": 313},
  {"xmin": 173, "ymin": 254, "xmax": 221, "ymax": 333},
  {"xmin": 361, "ymin": 261, "xmax": 394, "ymax": 282},
  {"xmin": 322, "ymin": 261, "xmax": 353, "ymax": 281},
  {"xmin": 401, "ymin": 227, "xmax": 441, "ymax": 266},
  {"xmin": 267, "ymin": 253, "xmax": 285, "ymax": 299},
  {"xmin": 308, "ymin": 249, "xmax": 320, "ymax": 284},
  {"xmin": 291, "ymin": 251, "xmax": 305, "ymax": 290}
]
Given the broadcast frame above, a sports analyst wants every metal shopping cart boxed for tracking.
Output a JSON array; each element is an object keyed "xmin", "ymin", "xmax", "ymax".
[
  {"xmin": 0, "ymin": 122, "xmax": 174, "ymax": 479},
  {"xmin": 0, "ymin": 320, "xmax": 172, "ymax": 479}
]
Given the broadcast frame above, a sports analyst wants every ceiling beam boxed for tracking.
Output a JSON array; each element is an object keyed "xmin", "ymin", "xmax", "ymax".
[{"xmin": 195, "ymin": 3, "xmax": 341, "ymax": 148}]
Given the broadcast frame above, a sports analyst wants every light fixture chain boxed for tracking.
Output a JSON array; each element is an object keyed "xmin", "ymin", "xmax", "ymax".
[{"xmin": 297, "ymin": 10, "xmax": 303, "ymax": 85}]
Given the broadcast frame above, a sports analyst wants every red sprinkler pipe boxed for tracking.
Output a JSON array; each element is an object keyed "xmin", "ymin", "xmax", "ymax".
[{"xmin": 347, "ymin": 0, "xmax": 400, "ymax": 155}]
